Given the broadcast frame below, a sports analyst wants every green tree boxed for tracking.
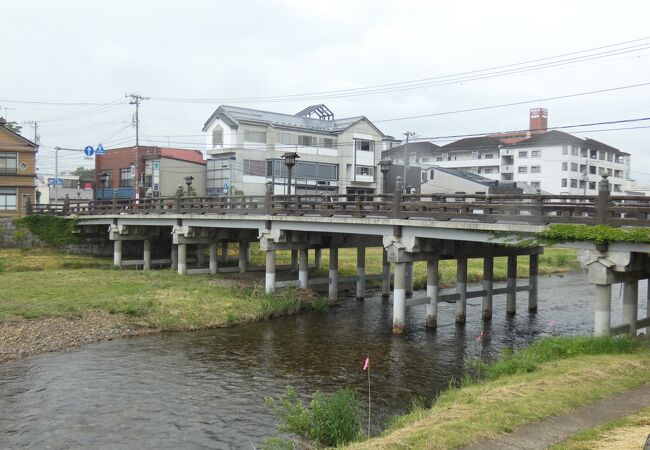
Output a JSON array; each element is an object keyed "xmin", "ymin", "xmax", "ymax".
[
  {"xmin": 3, "ymin": 121, "xmax": 22, "ymax": 134},
  {"xmin": 70, "ymin": 166, "xmax": 95, "ymax": 186}
]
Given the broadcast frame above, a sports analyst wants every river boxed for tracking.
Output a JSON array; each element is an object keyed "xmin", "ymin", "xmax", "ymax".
[{"xmin": 0, "ymin": 272, "xmax": 647, "ymax": 449}]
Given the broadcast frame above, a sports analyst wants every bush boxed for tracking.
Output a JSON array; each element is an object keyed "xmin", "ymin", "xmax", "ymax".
[
  {"xmin": 540, "ymin": 224, "xmax": 650, "ymax": 245},
  {"xmin": 14, "ymin": 216, "xmax": 79, "ymax": 246},
  {"xmin": 265, "ymin": 387, "xmax": 361, "ymax": 448}
]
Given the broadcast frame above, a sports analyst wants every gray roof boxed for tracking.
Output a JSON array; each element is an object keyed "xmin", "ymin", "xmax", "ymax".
[
  {"xmin": 382, "ymin": 141, "xmax": 440, "ymax": 157},
  {"xmin": 202, "ymin": 105, "xmax": 385, "ymax": 136},
  {"xmin": 432, "ymin": 166, "xmax": 497, "ymax": 187}
]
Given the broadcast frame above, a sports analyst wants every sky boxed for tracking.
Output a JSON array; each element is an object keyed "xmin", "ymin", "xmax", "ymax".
[{"xmin": 2, "ymin": 0, "xmax": 650, "ymax": 181}]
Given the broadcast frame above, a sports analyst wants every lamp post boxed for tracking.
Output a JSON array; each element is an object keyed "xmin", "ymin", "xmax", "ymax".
[
  {"xmin": 281, "ymin": 152, "xmax": 300, "ymax": 195},
  {"xmin": 378, "ymin": 159, "xmax": 393, "ymax": 195},
  {"xmin": 184, "ymin": 175, "xmax": 194, "ymax": 196},
  {"xmin": 99, "ymin": 171, "xmax": 109, "ymax": 201}
]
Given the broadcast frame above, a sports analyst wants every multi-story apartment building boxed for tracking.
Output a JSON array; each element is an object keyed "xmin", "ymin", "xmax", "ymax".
[
  {"xmin": 382, "ymin": 109, "xmax": 632, "ymax": 195},
  {"xmin": 0, "ymin": 119, "xmax": 37, "ymax": 216},
  {"xmin": 202, "ymin": 104, "xmax": 394, "ymax": 196}
]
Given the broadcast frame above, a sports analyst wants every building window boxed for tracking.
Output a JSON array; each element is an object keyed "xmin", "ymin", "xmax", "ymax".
[
  {"xmin": 562, "ymin": 145, "xmax": 568, "ymax": 155},
  {"xmin": 421, "ymin": 157, "xmax": 430, "ymax": 163},
  {"xmin": 561, "ymin": 178, "xmax": 568, "ymax": 187},
  {"xmin": 613, "ymin": 184, "xmax": 622, "ymax": 192},
  {"xmin": 518, "ymin": 166, "xmax": 528, "ymax": 173},
  {"xmin": 579, "ymin": 180, "xmax": 585, "ymax": 189},
  {"xmin": 277, "ymin": 132, "xmax": 298, "ymax": 146},
  {"xmin": 589, "ymin": 181, "xmax": 596, "ymax": 190},
  {"xmin": 531, "ymin": 165, "xmax": 541, "ymax": 173},
  {"xmin": 355, "ymin": 140, "xmax": 374, "ymax": 151},
  {"xmin": 590, "ymin": 150, "xmax": 597, "ymax": 159},
  {"xmin": 119, "ymin": 168, "xmax": 134, "ymax": 187},
  {"xmin": 599, "ymin": 151, "xmax": 606, "ymax": 161},
  {"xmin": 518, "ymin": 151, "xmax": 528, "ymax": 158},
  {"xmin": 580, "ymin": 148, "xmax": 588, "ymax": 157},
  {"xmin": 421, "ymin": 172, "xmax": 427, "ymax": 182},
  {"xmin": 356, "ymin": 166, "xmax": 374, "ymax": 176},
  {"xmin": 531, "ymin": 150, "xmax": 541, "ymax": 158},
  {"xmin": 562, "ymin": 162, "xmax": 568, "ymax": 171},
  {"xmin": 243, "ymin": 159, "xmax": 266, "ymax": 176},
  {"xmin": 0, "ymin": 188, "xmax": 16, "ymax": 210},
  {"xmin": 0, "ymin": 153, "xmax": 17, "ymax": 174},
  {"xmin": 298, "ymin": 135, "xmax": 316, "ymax": 147},
  {"xmin": 589, "ymin": 166, "xmax": 597, "ymax": 175},
  {"xmin": 571, "ymin": 163, "xmax": 578, "ymax": 172},
  {"xmin": 483, "ymin": 168, "xmax": 493, "ymax": 174},
  {"xmin": 614, "ymin": 170, "xmax": 623, "ymax": 178},
  {"xmin": 607, "ymin": 152, "xmax": 613, "ymax": 162},
  {"xmin": 579, "ymin": 164, "xmax": 586, "ymax": 173},
  {"xmin": 441, "ymin": 153, "xmax": 448, "ymax": 161},
  {"xmin": 530, "ymin": 181, "xmax": 541, "ymax": 189},
  {"xmin": 484, "ymin": 153, "xmax": 494, "ymax": 159},
  {"xmin": 570, "ymin": 179, "xmax": 578, "ymax": 188},
  {"xmin": 244, "ymin": 130, "xmax": 267, "ymax": 144},
  {"xmin": 435, "ymin": 156, "xmax": 443, "ymax": 162},
  {"xmin": 212, "ymin": 125, "xmax": 223, "ymax": 147},
  {"xmin": 472, "ymin": 151, "xmax": 479, "ymax": 159},
  {"xmin": 571, "ymin": 146, "xmax": 578, "ymax": 156},
  {"xmin": 607, "ymin": 168, "xmax": 613, "ymax": 176}
]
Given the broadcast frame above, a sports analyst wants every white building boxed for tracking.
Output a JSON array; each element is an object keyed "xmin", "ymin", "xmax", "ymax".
[
  {"xmin": 35, "ymin": 174, "xmax": 93, "ymax": 204},
  {"xmin": 202, "ymin": 104, "xmax": 396, "ymax": 196}
]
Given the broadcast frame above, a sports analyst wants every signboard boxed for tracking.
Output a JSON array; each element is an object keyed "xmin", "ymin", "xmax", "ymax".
[
  {"xmin": 152, "ymin": 160, "xmax": 160, "ymax": 189},
  {"xmin": 223, "ymin": 182, "xmax": 229, "ymax": 194},
  {"xmin": 83, "ymin": 182, "xmax": 93, "ymax": 190},
  {"xmin": 152, "ymin": 161, "xmax": 160, "ymax": 170},
  {"xmin": 95, "ymin": 143, "xmax": 105, "ymax": 156},
  {"xmin": 84, "ymin": 146, "xmax": 94, "ymax": 157},
  {"xmin": 48, "ymin": 177, "xmax": 63, "ymax": 186}
]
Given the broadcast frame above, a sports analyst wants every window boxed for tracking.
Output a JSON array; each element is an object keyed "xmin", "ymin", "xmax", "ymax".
[
  {"xmin": 562, "ymin": 145, "xmax": 568, "ymax": 155},
  {"xmin": 599, "ymin": 151, "xmax": 606, "ymax": 161},
  {"xmin": 580, "ymin": 148, "xmax": 588, "ymax": 157},
  {"xmin": 355, "ymin": 140, "xmax": 374, "ymax": 151},
  {"xmin": 607, "ymin": 152, "xmax": 613, "ymax": 162},
  {"xmin": 484, "ymin": 153, "xmax": 494, "ymax": 159},
  {"xmin": 0, "ymin": 153, "xmax": 17, "ymax": 174},
  {"xmin": 356, "ymin": 166, "xmax": 374, "ymax": 176},
  {"xmin": 120, "ymin": 168, "xmax": 134, "ymax": 187},
  {"xmin": 472, "ymin": 151, "xmax": 479, "ymax": 159},
  {"xmin": 570, "ymin": 179, "xmax": 578, "ymax": 188},
  {"xmin": 614, "ymin": 184, "xmax": 622, "ymax": 192},
  {"xmin": 421, "ymin": 157, "xmax": 430, "ymax": 163},
  {"xmin": 589, "ymin": 166, "xmax": 597, "ymax": 175},
  {"xmin": 243, "ymin": 159, "xmax": 266, "ymax": 176},
  {"xmin": 441, "ymin": 153, "xmax": 448, "ymax": 161},
  {"xmin": 277, "ymin": 132, "xmax": 297, "ymax": 146},
  {"xmin": 589, "ymin": 182, "xmax": 596, "ymax": 190},
  {"xmin": 320, "ymin": 137, "xmax": 334, "ymax": 148},
  {"xmin": 590, "ymin": 150, "xmax": 597, "ymax": 159},
  {"xmin": 530, "ymin": 181, "xmax": 541, "ymax": 189},
  {"xmin": 435, "ymin": 156, "xmax": 443, "ymax": 162},
  {"xmin": 483, "ymin": 168, "xmax": 493, "ymax": 174},
  {"xmin": 571, "ymin": 163, "xmax": 578, "ymax": 172},
  {"xmin": 531, "ymin": 150, "xmax": 541, "ymax": 158},
  {"xmin": 244, "ymin": 130, "xmax": 267, "ymax": 144},
  {"xmin": 518, "ymin": 151, "xmax": 528, "ymax": 158},
  {"xmin": 421, "ymin": 172, "xmax": 427, "ymax": 182},
  {"xmin": 561, "ymin": 178, "xmax": 567, "ymax": 187},
  {"xmin": 0, "ymin": 188, "xmax": 16, "ymax": 210},
  {"xmin": 579, "ymin": 164, "xmax": 586, "ymax": 174},
  {"xmin": 518, "ymin": 166, "xmax": 528, "ymax": 173},
  {"xmin": 579, "ymin": 180, "xmax": 585, "ymax": 189},
  {"xmin": 298, "ymin": 135, "xmax": 316, "ymax": 147},
  {"xmin": 607, "ymin": 168, "xmax": 613, "ymax": 176},
  {"xmin": 562, "ymin": 162, "xmax": 568, "ymax": 171},
  {"xmin": 212, "ymin": 125, "xmax": 223, "ymax": 147},
  {"xmin": 571, "ymin": 146, "xmax": 578, "ymax": 156},
  {"xmin": 531, "ymin": 165, "xmax": 541, "ymax": 173},
  {"xmin": 614, "ymin": 170, "xmax": 623, "ymax": 178}
]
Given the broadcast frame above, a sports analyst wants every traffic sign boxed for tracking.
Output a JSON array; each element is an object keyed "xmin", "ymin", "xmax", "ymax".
[
  {"xmin": 48, "ymin": 177, "xmax": 63, "ymax": 186},
  {"xmin": 96, "ymin": 143, "xmax": 105, "ymax": 155},
  {"xmin": 84, "ymin": 146, "xmax": 94, "ymax": 157},
  {"xmin": 152, "ymin": 161, "xmax": 160, "ymax": 170}
]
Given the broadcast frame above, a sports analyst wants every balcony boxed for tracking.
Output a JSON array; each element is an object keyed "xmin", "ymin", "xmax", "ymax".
[{"xmin": 501, "ymin": 165, "xmax": 514, "ymax": 173}]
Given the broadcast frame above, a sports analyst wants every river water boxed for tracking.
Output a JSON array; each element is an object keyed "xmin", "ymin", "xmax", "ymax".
[{"xmin": 1, "ymin": 272, "xmax": 647, "ymax": 449}]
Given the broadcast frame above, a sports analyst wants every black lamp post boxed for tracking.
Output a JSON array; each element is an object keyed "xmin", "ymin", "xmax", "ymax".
[
  {"xmin": 184, "ymin": 175, "xmax": 194, "ymax": 195},
  {"xmin": 281, "ymin": 152, "xmax": 300, "ymax": 195},
  {"xmin": 99, "ymin": 171, "xmax": 109, "ymax": 201},
  {"xmin": 378, "ymin": 159, "xmax": 393, "ymax": 194}
]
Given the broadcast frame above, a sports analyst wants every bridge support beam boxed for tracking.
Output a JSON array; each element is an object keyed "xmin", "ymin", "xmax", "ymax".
[
  {"xmin": 314, "ymin": 248, "xmax": 322, "ymax": 270},
  {"xmin": 298, "ymin": 248, "xmax": 308, "ymax": 289},
  {"xmin": 171, "ymin": 245, "xmax": 178, "ymax": 271},
  {"xmin": 113, "ymin": 240, "xmax": 122, "ymax": 268},
  {"xmin": 528, "ymin": 254, "xmax": 538, "ymax": 312},
  {"xmin": 405, "ymin": 262, "xmax": 414, "ymax": 296},
  {"xmin": 381, "ymin": 249, "xmax": 390, "ymax": 299},
  {"xmin": 482, "ymin": 256, "xmax": 494, "ymax": 321},
  {"xmin": 356, "ymin": 246, "xmax": 366, "ymax": 300},
  {"xmin": 594, "ymin": 284, "xmax": 612, "ymax": 336},
  {"xmin": 426, "ymin": 258, "xmax": 439, "ymax": 328},
  {"xmin": 456, "ymin": 256, "xmax": 467, "ymax": 324},
  {"xmin": 329, "ymin": 247, "xmax": 338, "ymax": 301},
  {"xmin": 239, "ymin": 240, "xmax": 248, "ymax": 273},
  {"xmin": 623, "ymin": 279, "xmax": 638, "ymax": 336},
  {"xmin": 143, "ymin": 239, "xmax": 151, "ymax": 271},
  {"xmin": 506, "ymin": 255, "xmax": 517, "ymax": 316},
  {"xmin": 209, "ymin": 242, "xmax": 218, "ymax": 275},
  {"xmin": 177, "ymin": 243, "xmax": 187, "ymax": 275},
  {"xmin": 393, "ymin": 261, "xmax": 406, "ymax": 334},
  {"xmin": 265, "ymin": 250, "xmax": 276, "ymax": 294}
]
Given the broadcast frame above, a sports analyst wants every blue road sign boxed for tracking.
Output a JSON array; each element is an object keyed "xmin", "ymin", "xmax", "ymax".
[
  {"xmin": 48, "ymin": 177, "xmax": 63, "ymax": 186},
  {"xmin": 96, "ymin": 143, "xmax": 105, "ymax": 155},
  {"xmin": 84, "ymin": 145, "xmax": 94, "ymax": 157}
]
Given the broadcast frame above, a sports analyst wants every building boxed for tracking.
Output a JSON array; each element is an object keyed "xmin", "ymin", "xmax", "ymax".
[
  {"xmin": 35, "ymin": 174, "xmax": 93, "ymax": 204},
  {"xmin": 0, "ymin": 119, "xmax": 37, "ymax": 216},
  {"xmin": 202, "ymin": 104, "xmax": 395, "ymax": 196},
  {"xmin": 95, "ymin": 146, "xmax": 206, "ymax": 200},
  {"xmin": 382, "ymin": 109, "xmax": 633, "ymax": 195},
  {"xmin": 421, "ymin": 167, "xmax": 524, "ymax": 195}
]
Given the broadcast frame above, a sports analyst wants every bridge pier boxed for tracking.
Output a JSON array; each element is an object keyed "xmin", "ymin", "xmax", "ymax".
[
  {"xmin": 298, "ymin": 248, "xmax": 308, "ymax": 288},
  {"xmin": 623, "ymin": 280, "xmax": 638, "ymax": 336},
  {"xmin": 425, "ymin": 258, "xmax": 439, "ymax": 328},
  {"xmin": 209, "ymin": 242, "xmax": 218, "ymax": 274},
  {"xmin": 113, "ymin": 240, "xmax": 122, "ymax": 268},
  {"xmin": 381, "ymin": 249, "xmax": 390, "ymax": 299},
  {"xmin": 177, "ymin": 243, "xmax": 187, "ymax": 275},
  {"xmin": 594, "ymin": 284, "xmax": 612, "ymax": 336},
  {"xmin": 239, "ymin": 240, "xmax": 248, "ymax": 273},
  {"xmin": 329, "ymin": 247, "xmax": 338, "ymax": 301},
  {"xmin": 393, "ymin": 261, "xmax": 406, "ymax": 334},
  {"xmin": 528, "ymin": 254, "xmax": 539, "ymax": 312},
  {"xmin": 506, "ymin": 255, "xmax": 517, "ymax": 316},
  {"xmin": 405, "ymin": 262, "xmax": 414, "ymax": 296},
  {"xmin": 265, "ymin": 250, "xmax": 276, "ymax": 293},
  {"xmin": 291, "ymin": 249, "xmax": 298, "ymax": 273},
  {"xmin": 314, "ymin": 248, "xmax": 322, "ymax": 270},
  {"xmin": 143, "ymin": 239, "xmax": 151, "ymax": 271},
  {"xmin": 482, "ymin": 256, "xmax": 494, "ymax": 320},
  {"xmin": 455, "ymin": 256, "xmax": 467, "ymax": 324},
  {"xmin": 356, "ymin": 246, "xmax": 366, "ymax": 300},
  {"xmin": 171, "ymin": 245, "xmax": 178, "ymax": 271}
]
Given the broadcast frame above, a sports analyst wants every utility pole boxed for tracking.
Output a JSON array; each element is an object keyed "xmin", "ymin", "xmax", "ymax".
[
  {"xmin": 403, "ymin": 131, "xmax": 416, "ymax": 193},
  {"xmin": 25, "ymin": 121, "xmax": 39, "ymax": 152},
  {"xmin": 54, "ymin": 146, "xmax": 60, "ymax": 204},
  {"xmin": 125, "ymin": 93, "xmax": 149, "ymax": 199}
]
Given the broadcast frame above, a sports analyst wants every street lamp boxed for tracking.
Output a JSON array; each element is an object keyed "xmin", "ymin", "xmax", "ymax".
[
  {"xmin": 184, "ymin": 175, "xmax": 194, "ymax": 195},
  {"xmin": 377, "ymin": 159, "xmax": 393, "ymax": 194},
  {"xmin": 281, "ymin": 152, "xmax": 300, "ymax": 195},
  {"xmin": 99, "ymin": 171, "xmax": 110, "ymax": 201}
]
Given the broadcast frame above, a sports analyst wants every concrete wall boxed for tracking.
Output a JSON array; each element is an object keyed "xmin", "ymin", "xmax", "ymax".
[
  {"xmin": 159, "ymin": 158, "xmax": 207, "ymax": 197},
  {"xmin": 0, "ymin": 218, "xmax": 41, "ymax": 248}
]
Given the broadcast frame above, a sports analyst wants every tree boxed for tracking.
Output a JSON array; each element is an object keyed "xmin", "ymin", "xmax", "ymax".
[
  {"xmin": 70, "ymin": 166, "xmax": 95, "ymax": 186},
  {"xmin": 3, "ymin": 121, "xmax": 22, "ymax": 134}
]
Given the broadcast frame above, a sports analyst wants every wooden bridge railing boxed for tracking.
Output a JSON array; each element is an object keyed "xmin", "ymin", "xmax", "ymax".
[{"xmin": 27, "ymin": 177, "xmax": 650, "ymax": 227}]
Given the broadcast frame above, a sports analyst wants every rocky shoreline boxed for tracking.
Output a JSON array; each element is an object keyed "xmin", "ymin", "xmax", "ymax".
[{"xmin": 0, "ymin": 311, "xmax": 155, "ymax": 364}]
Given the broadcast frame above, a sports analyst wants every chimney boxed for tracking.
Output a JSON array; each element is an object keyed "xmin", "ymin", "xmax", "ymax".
[{"xmin": 529, "ymin": 108, "xmax": 548, "ymax": 134}]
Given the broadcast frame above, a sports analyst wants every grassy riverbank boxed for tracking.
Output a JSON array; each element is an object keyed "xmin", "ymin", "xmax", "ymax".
[{"xmin": 344, "ymin": 336, "xmax": 650, "ymax": 450}]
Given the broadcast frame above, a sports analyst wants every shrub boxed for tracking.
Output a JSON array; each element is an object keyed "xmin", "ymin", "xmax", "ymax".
[
  {"xmin": 14, "ymin": 216, "xmax": 79, "ymax": 246},
  {"xmin": 540, "ymin": 224, "xmax": 650, "ymax": 245}
]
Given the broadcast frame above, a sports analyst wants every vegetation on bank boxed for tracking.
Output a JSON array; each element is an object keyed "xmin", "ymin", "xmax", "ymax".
[
  {"xmin": 540, "ymin": 224, "xmax": 650, "ymax": 245},
  {"xmin": 13, "ymin": 215, "xmax": 79, "ymax": 246}
]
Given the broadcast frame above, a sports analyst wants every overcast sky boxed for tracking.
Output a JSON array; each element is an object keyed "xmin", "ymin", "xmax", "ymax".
[{"xmin": 3, "ymin": 0, "xmax": 650, "ymax": 181}]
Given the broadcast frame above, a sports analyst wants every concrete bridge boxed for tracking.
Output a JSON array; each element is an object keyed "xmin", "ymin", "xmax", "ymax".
[{"xmin": 35, "ymin": 177, "xmax": 650, "ymax": 336}]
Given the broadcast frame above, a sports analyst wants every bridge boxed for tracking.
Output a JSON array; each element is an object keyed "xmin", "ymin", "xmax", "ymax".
[{"xmin": 32, "ymin": 177, "xmax": 650, "ymax": 336}]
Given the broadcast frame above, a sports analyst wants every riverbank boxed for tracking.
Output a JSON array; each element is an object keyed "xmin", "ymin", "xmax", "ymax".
[{"xmin": 0, "ymin": 246, "xmax": 578, "ymax": 363}]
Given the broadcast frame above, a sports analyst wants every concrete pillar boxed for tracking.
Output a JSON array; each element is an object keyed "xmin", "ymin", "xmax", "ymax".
[
  {"xmin": 143, "ymin": 239, "xmax": 151, "ymax": 271},
  {"xmin": 506, "ymin": 255, "xmax": 517, "ymax": 316},
  {"xmin": 113, "ymin": 240, "xmax": 122, "ymax": 268},
  {"xmin": 239, "ymin": 240, "xmax": 248, "ymax": 273},
  {"xmin": 196, "ymin": 245, "xmax": 205, "ymax": 267},
  {"xmin": 426, "ymin": 258, "xmax": 439, "ymax": 328},
  {"xmin": 381, "ymin": 249, "xmax": 390, "ymax": 299},
  {"xmin": 594, "ymin": 284, "xmax": 612, "ymax": 336},
  {"xmin": 177, "ymin": 243, "xmax": 187, "ymax": 275},
  {"xmin": 528, "ymin": 254, "xmax": 539, "ymax": 313},
  {"xmin": 393, "ymin": 261, "xmax": 407, "ymax": 334},
  {"xmin": 220, "ymin": 242, "xmax": 228, "ymax": 264},
  {"xmin": 291, "ymin": 249, "xmax": 298, "ymax": 273},
  {"xmin": 647, "ymin": 279, "xmax": 650, "ymax": 335},
  {"xmin": 623, "ymin": 279, "xmax": 638, "ymax": 336},
  {"xmin": 482, "ymin": 256, "xmax": 494, "ymax": 321},
  {"xmin": 356, "ymin": 246, "xmax": 366, "ymax": 300},
  {"xmin": 405, "ymin": 262, "xmax": 414, "ymax": 296},
  {"xmin": 209, "ymin": 242, "xmax": 217, "ymax": 275},
  {"xmin": 171, "ymin": 244, "xmax": 178, "ymax": 271},
  {"xmin": 456, "ymin": 257, "xmax": 467, "ymax": 324},
  {"xmin": 298, "ymin": 248, "xmax": 308, "ymax": 289},
  {"xmin": 314, "ymin": 248, "xmax": 322, "ymax": 270},
  {"xmin": 265, "ymin": 250, "xmax": 276, "ymax": 294},
  {"xmin": 329, "ymin": 247, "xmax": 338, "ymax": 301}
]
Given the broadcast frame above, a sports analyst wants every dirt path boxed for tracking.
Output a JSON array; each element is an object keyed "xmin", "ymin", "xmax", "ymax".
[{"xmin": 462, "ymin": 382, "xmax": 650, "ymax": 450}]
